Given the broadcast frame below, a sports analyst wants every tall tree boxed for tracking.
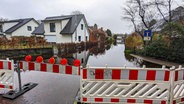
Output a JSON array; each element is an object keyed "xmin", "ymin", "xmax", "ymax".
[
  {"xmin": 153, "ymin": 0, "xmax": 173, "ymax": 23},
  {"xmin": 122, "ymin": 5, "xmax": 138, "ymax": 32},
  {"xmin": 123, "ymin": 0, "xmax": 157, "ymax": 38}
]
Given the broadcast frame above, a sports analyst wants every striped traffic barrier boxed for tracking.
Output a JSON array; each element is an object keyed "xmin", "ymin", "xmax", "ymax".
[
  {"xmin": 0, "ymin": 59, "xmax": 14, "ymax": 93},
  {"xmin": 0, "ymin": 60, "xmax": 13, "ymax": 70},
  {"xmin": 82, "ymin": 68, "xmax": 170, "ymax": 81},
  {"xmin": 80, "ymin": 67, "xmax": 171, "ymax": 104},
  {"xmin": 20, "ymin": 61, "xmax": 80, "ymax": 75},
  {"xmin": 82, "ymin": 97, "xmax": 167, "ymax": 104}
]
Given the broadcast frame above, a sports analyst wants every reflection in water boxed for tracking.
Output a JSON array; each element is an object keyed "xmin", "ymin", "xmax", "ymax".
[{"xmin": 55, "ymin": 43, "xmax": 161, "ymax": 68}]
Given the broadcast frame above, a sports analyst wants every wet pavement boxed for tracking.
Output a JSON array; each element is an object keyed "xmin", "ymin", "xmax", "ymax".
[
  {"xmin": 0, "ymin": 71, "xmax": 80, "ymax": 104},
  {"xmin": 130, "ymin": 54, "xmax": 181, "ymax": 67}
]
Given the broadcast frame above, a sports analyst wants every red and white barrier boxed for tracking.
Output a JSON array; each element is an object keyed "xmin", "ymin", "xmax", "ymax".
[
  {"xmin": 82, "ymin": 97, "xmax": 167, "ymax": 104},
  {"xmin": 0, "ymin": 59, "xmax": 14, "ymax": 93},
  {"xmin": 0, "ymin": 60, "xmax": 13, "ymax": 70},
  {"xmin": 80, "ymin": 67, "xmax": 171, "ymax": 104},
  {"xmin": 20, "ymin": 61, "xmax": 80, "ymax": 75},
  {"xmin": 82, "ymin": 68, "xmax": 170, "ymax": 81}
]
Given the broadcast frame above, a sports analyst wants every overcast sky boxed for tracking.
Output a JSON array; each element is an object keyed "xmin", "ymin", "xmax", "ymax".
[{"xmin": 0, "ymin": 0, "xmax": 183, "ymax": 34}]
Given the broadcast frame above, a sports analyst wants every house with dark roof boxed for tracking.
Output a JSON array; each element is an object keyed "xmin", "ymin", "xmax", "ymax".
[
  {"xmin": 0, "ymin": 18, "xmax": 39, "ymax": 39},
  {"xmin": 32, "ymin": 14, "xmax": 89, "ymax": 43}
]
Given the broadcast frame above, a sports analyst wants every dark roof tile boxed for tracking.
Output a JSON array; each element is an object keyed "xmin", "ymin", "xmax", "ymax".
[
  {"xmin": 60, "ymin": 14, "xmax": 84, "ymax": 34},
  {"xmin": 32, "ymin": 23, "xmax": 45, "ymax": 35}
]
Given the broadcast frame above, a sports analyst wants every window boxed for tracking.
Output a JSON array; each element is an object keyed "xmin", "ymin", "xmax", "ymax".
[
  {"xmin": 78, "ymin": 36, "xmax": 81, "ymax": 42},
  {"xmin": 81, "ymin": 24, "xmax": 83, "ymax": 30},
  {"xmin": 50, "ymin": 23, "xmax": 56, "ymax": 32},
  {"xmin": 86, "ymin": 36, "xmax": 88, "ymax": 41},
  {"xmin": 81, "ymin": 58, "xmax": 84, "ymax": 63},
  {"xmin": 27, "ymin": 26, "xmax": 32, "ymax": 31},
  {"xmin": 0, "ymin": 25, "xmax": 2, "ymax": 32}
]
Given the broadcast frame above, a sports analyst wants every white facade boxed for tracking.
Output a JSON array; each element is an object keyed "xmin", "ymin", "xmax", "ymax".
[
  {"xmin": 44, "ymin": 19, "xmax": 72, "ymax": 43},
  {"xmin": 72, "ymin": 18, "xmax": 89, "ymax": 43},
  {"xmin": 0, "ymin": 19, "xmax": 39, "ymax": 39},
  {"xmin": 11, "ymin": 20, "xmax": 39, "ymax": 37},
  {"xmin": 44, "ymin": 16, "xmax": 89, "ymax": 43}
]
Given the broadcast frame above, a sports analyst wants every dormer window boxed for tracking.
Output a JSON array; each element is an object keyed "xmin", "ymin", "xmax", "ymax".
[
  {"xmin": 81, "ymin": 24, "xmax": 83, "ymax": 30},
  {"xmin": 27, "ymin": 26, "xmax": 32, "ymax": 31},
  {"xmin": 50, "ymin": 23, "xmax": 56, "ymax": 32}
]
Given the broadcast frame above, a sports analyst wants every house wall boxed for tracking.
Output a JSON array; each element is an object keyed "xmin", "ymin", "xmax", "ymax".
[
  {"xmin": 72, "ymin": 18, "xmax": 89, "ymax": 43},
  {"xmin": 11, "ymin": 20, "xmax": 39, "ymax": 37},
  {"xmin": 44, "ymin": 17, "xmax": 89, "ymax": 43},
  {"xmin": 44, "ymin": 19, "xmax": 72, "ymax": 43}
]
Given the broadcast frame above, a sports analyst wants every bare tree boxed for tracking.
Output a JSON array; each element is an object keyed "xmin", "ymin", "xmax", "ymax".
[
  {"xmin": 122, "ymin": 5, "xmax": 138, "ymax": 32},
  {"xmin": 153, "ymin": 0, "xmax": 173, "ymax": 23},
  {"xmin": 123, "ymin": 0, "xmax": 157, "ymax": 36}
]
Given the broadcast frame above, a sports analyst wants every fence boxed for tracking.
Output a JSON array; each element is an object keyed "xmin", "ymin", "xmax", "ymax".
[
  {"xmin": 1, "ymin": 58, "xmax": 184, "ymax": 104},
  {"xmin": 80, "ymin": 66, "xmax": 184, "ymax": 104}
]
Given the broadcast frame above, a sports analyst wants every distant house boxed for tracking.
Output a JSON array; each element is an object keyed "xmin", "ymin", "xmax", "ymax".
[
  {"xmin": 32, "ymin": 14, "xmax": 89, "ymax": 43},
  {"xmin": 88, "ymin": 25, "xmax": 107, "ymax": 42},
  {"xmin": 0, "ymin": 18, "xmax": 39, "ymax": 39}
]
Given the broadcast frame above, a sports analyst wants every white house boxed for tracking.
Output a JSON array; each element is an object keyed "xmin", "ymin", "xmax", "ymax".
[
  {"xmin": 0, "ymin": 18, "xmax": 39, "ymax": 39},
  {"xmin": 32, "ymin": 14, "xmax": 89, "ymax": 43}
]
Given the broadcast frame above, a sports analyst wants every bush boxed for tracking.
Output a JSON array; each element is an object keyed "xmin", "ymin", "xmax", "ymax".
[{"xmin": 125, "ymin": 32, "xmax": 143, "ymax": 53}]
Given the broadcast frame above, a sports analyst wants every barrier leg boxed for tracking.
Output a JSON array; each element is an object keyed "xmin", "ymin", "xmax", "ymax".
[{"xmin": 3, "ymin": 61, "xmax": 38, "ymax": 99}]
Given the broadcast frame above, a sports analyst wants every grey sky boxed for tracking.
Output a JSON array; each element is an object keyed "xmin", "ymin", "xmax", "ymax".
[{"xmin": 0, "ymin": 0, "xmax": 183, "ymax": 34}]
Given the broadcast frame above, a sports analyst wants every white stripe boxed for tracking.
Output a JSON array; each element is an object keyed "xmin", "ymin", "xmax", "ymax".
[
  {"xmin": 59, "ymin": 65, "xmax": 65, "ymax": 74},
  {"xmin": 156, "ymin": 70, "xmax": 165, "ymax": 81},
  {"xmin": 3, "ymin": 61, "xmax": 9, "ymax": 70},
  {"xmin": 46, "ymin": 64, "xmax": 53, "ymax": 73},
  {"xmin": 34, "ymin": 63, "xmax": 40, "ymax": 71},
  {"xmin": 23, "ymin": 61, "xmax": 29, "ymax": 71},
  {"xmin": 88, "ymin": 68, "xmax": 95, "ymax": 79},
  {"xmin": 72, "ymin": 66, "xmax": 78, "ymax": 75}
]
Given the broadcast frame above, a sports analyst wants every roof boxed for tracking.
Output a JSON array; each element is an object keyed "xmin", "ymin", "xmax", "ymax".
[
  {"xmin": 32, "ymin": 23, "xmax": 45, "ymax": 35},
  {"xmin": 44, "ymin": 15, "xmax": 72, "ymax": 21},
  {"xmin": 4, "ymin": 18, "xmax": 37, "ymax": 34},
  {"xmin": 60, "ymin": 14, "xmax": 84, "ymax": 34}
]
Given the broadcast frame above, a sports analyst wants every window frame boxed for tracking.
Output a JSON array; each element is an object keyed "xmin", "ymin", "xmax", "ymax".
[
  {"xmin": 81, "ymin": 24, "xmax": 83, "ymax": 30},
  {"xmin": 78, "ymin": 36, "xmax": 81, "ymax": 42},
  {"xmin": 27, "ymin": 26, "xmax": 32, "ymax": 31},
  {"xmin": 50, "ymin": 23, "xmax": 56, "ymax": 32}
]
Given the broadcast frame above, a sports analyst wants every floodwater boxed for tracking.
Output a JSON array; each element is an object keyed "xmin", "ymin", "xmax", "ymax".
[
  {"xmin": 63, "ymin": 43, "xmax": 162, "ymax": 68},
  {"xmin": 87, "ymin": 44, "xmax": 162, "ymax": 68}
]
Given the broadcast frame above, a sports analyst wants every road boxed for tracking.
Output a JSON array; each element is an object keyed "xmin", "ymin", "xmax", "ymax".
[{"xmin": 0, "ymin": 71, "xmax": 80, "ymax": 104}]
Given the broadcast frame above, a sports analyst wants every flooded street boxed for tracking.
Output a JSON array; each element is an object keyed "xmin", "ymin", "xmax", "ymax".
[
  {"xmin": 1, "ymin": 71, "xmax": 80, "ymax": 104},
  {"xmin": 83, "ymin": 44, "xmax": 161, "ymax": 68},
  {"xmin": 87, "ymin": 44, "xmax": 138, "ymax": 67}
]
